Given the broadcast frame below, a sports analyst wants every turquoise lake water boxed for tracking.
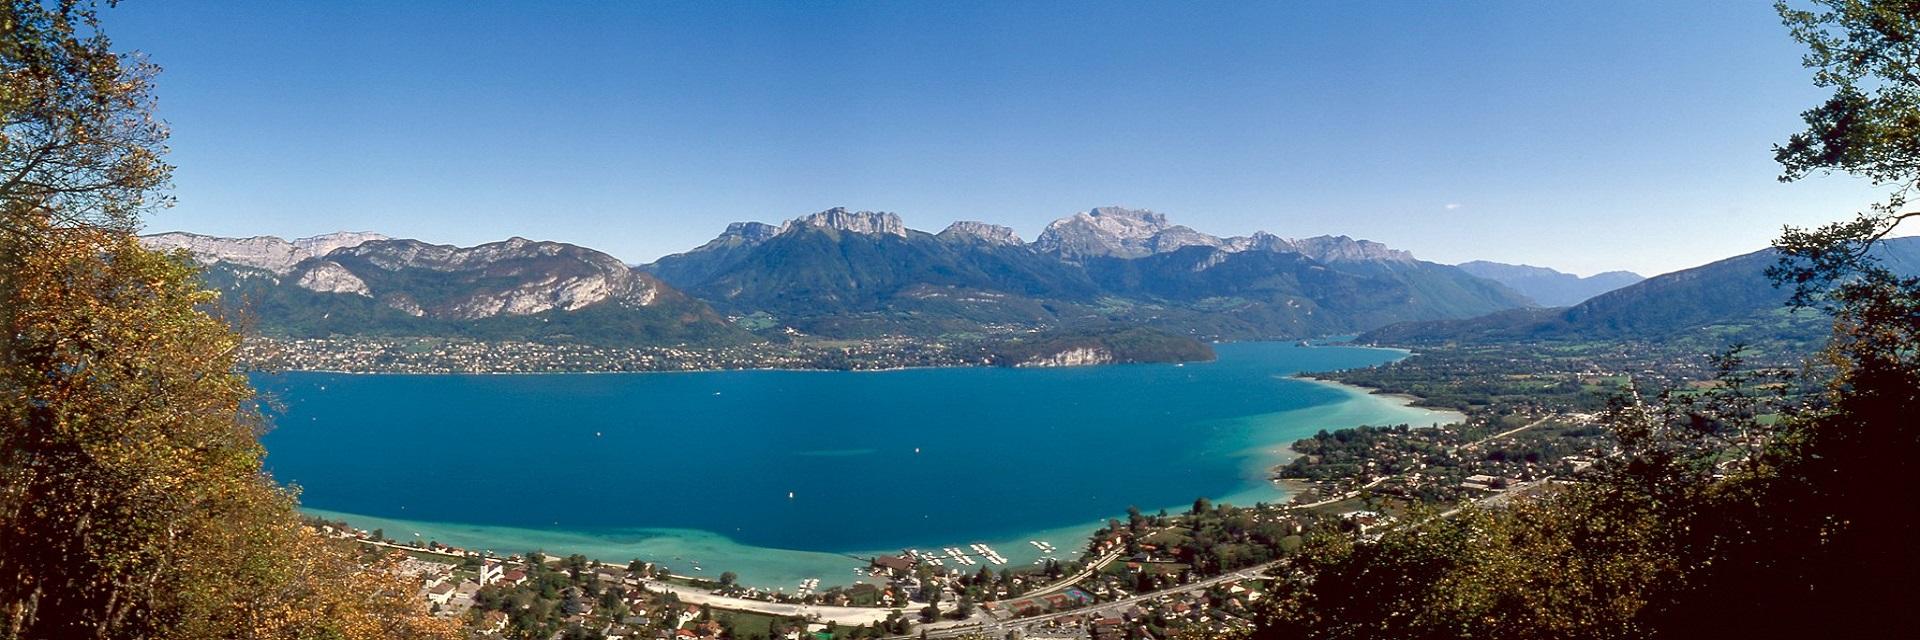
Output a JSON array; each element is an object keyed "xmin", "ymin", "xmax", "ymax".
[{"xmin": 257, "ymin": 342, "xmax": 1459, "ymax": 587}]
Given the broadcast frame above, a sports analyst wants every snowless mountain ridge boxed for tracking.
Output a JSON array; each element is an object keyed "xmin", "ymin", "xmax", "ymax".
[
  {"xmin": 140, "ymin": 231, "xmax": 391, "ymax": 274},
  {"xmin": 679, "ymin": 205, "xmax": 1425, "ymax": 266},
  {"xmin": 140, "ymin": 232, "xmax": 677, "ymax": 320},
  {"xmin": 143, "ymin": 206, "xmax": 1627, "ymax": 284}
]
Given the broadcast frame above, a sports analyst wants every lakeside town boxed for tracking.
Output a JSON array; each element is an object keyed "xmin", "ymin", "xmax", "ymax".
[
  {"xmin": 241, "ymin": 336, "xmax": 996, "ymax": 374},
  {"xmin": 237, "ymin": 324, "xmax": 1211, "ymax": 374}
]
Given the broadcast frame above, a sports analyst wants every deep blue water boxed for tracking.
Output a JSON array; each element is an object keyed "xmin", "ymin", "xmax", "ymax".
[{"xmin": 257, "ymin": 343, "xmax": 1428, "ymax": 556}]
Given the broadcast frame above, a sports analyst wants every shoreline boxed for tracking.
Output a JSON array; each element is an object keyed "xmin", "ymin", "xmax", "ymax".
[
  {"xmin": 1291, "ymin": 374, "xmax": 1458, "ymax": 415},
  {"xmin": 243, "ymin": 331, "xmax": 1222, "ymax": 376},
  {"xmin": 1259, "ymin": 376, "xmax": 1464, "ymax": 504},
  {"xmin": 251, "ymin": 356, "xmax": 1217, "ymax": 377},
  {"xmin": 247, "ymin": 351, "xmax": 1221, "ymax": 376},
  {"xmin": 1235, "ymin": 375, "xmax": 1464, "ymax": 503}
]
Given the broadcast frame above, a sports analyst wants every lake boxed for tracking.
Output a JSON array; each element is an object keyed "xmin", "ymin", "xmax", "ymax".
[{"xmin": 258, "ymin": 342, "xmax": 1458, "ymax": 587}]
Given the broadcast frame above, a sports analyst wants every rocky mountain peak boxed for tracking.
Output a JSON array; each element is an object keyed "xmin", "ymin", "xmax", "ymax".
[
  {"xmin": 785, "ymin": 207, "xmax": 908, "ymax": 237},
  {"xmin": 1220, "ymin": 231, "xmax": 1292, "ymax": 253},
  {"xmin": 937, "ymin": 221, "xmax": 1024, "ymax": 245},
  {"xmin": 1035, "ymin": 206, "xmax": 1222, "ymax": 260}
]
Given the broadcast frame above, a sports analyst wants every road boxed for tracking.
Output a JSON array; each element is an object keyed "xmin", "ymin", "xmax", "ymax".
[
  {"xmin": 1437, "ymin": 478, "xmax": 1557, "ymax": 518},
  {"xmin": 896, "ymin": 469, "xmax": 1567, "ymax": 639},
  {"xmin": 640, "ymin": 543, "xmax": 1127, "ymax": 627},
  {"xmin": 1023, "ymin": 548, "xmax": 1124, "ymax": 598},
  {"xmin": 1462, "ymin": 415, "xmax": 1553, "ymax": 450},
  {"xmin": 348, "ymin": 538, "xmax": 908, "ymax": 626},
  {"xmin": 898, "ymin": 562, "xmax": 1282, "ymax": 640},
  {"xmin": 654, "ymin": 544, "xmax": 1125, "ymax": 627},
  {"xmin": 638, "ymin": 578, "xmax": 905, "ymax": 626}
]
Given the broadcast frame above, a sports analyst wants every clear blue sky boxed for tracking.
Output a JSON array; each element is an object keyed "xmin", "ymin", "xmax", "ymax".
[{"xmin": 111, "ymin": 1, "xmax": 1879, "ymax": 276}]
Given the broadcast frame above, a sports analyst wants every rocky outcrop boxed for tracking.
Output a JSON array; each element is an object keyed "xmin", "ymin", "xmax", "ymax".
[
  {"xmin": 1015, "ymin": 346, "xmax": 1115, "ymax": 368},
  {"xmin": 718, "ymin": 221, "xmax": 782, "ymax": 245},
  {"xmin": 292, "ymin": 260, "xmax": 371, "ymax": 296},
  {"xmin": 445, "ymin": 275, "xmax": 638, "ymax": 318},
  {"xmin": 1219, "ymin": 231, "xmax": 1294, "ymax": 253},
  {"xmin": 937, "ymin": 221, "xmax": 1024, "ymax": 245},
  {"xmin": 381, "ymin": 293, "xmax": 426, "ymax": 317},
  {"xmin": 140, "ymin": 231, "xmax": 388, "ymax": 274}
]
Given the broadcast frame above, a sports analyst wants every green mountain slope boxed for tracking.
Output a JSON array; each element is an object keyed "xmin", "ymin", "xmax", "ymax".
[
  {"xmin": 190, "ymin": 238, "xmax": 746, "ymax": 347},
  {"xmin": 1361, "ymin": 237, "xmax": 1920, "ymax": 350},
  {"xmin": 665, "ymin": 223, "xmax": 1101, "ymax": 336},
  {"xmin": 649, "ymin": 208, "xmax": 1535, "ymax": 340}
]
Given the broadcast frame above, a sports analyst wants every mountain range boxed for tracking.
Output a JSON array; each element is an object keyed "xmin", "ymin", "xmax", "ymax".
[
  {"xmin": 641, "ymin": 206, "xmax": 1537, "ymax": 339},
  {"xmin": 142, "ymin": 206, "xmax": 1654, "ymax": 349},
  {"xmin": 1360, "ymin": 236, "xmax": 1920, "ymax": 352},
  {"xmin": 142, "ymin": 232, "xmax": 744, "ymax": 346}
]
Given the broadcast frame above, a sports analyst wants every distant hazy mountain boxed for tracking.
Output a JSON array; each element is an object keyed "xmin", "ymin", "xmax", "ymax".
[
  {"xmin": 1363, "ymin": 237, "xmax": 1920, "ymax": 349},
  {"xmin": 644, "ymin": 206, "xmax": 1533, "ymax": 339},
  {"xmin": 1456, "ymin": 261, "xmax": 1644, "ymax": 306},
  {"xmin": 143, "ymin": 234, "xmax": 741, "ymax": 346}
]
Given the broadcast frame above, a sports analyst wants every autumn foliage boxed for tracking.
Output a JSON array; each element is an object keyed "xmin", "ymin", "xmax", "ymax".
[{"xmin": 1, "ymin": 2, "xmax": 457, "ymax": 638}]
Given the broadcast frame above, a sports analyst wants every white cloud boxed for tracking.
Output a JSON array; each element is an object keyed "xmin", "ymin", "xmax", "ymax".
[{"xmin": 1443, "ymin": 203, "xmax": 1463, "ymax": 210}]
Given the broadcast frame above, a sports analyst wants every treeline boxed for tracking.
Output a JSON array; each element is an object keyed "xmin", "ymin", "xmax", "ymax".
[{"xmin": 1277, "ymin": 425, "xmax": 1439, "ymax": 481}]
